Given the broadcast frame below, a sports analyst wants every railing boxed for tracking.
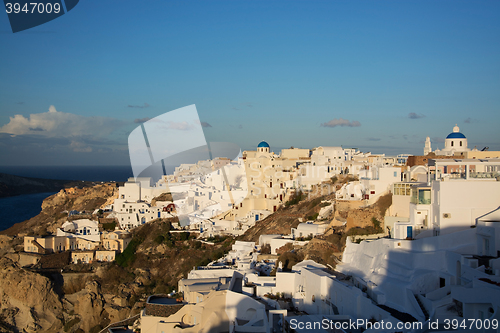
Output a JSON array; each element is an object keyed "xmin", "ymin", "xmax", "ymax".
[
  {"xmin": 470, "ymin": 172, "xmax": 499, "ymax": 179},
  {"xmin": 98, "ymin": 313, "xmax": 140, "ymax": 333}
]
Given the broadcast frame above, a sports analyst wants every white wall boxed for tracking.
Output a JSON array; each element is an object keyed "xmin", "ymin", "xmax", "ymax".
[{"xmin": 433, "ymin": 180, "xmax": 500, "ymax": 234}]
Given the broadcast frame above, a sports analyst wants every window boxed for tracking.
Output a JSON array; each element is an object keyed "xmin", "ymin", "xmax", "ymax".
[
  {"xmin": 460, "ymin": 141, "xmax": 462, "ymax": 146},
  {"xmin": 451, "ymin": 141, "xmax": 454, "ymax": 147},
  {"xmin": 411, "ymin": 188, "xmax": 431, "ymax": 204}
]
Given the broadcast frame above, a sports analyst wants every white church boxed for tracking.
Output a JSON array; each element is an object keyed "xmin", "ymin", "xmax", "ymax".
[{"xmin": 424, "ymin": 124, "xmax": 471, "ymax": 156}]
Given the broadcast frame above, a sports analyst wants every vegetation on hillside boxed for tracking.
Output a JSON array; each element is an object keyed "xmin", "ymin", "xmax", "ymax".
[
  {"xmin": 284, "ymin": 190, "xmax": 305, "ymax": 207},
  {"xmin": 99, "ymin": 218, "xmax": 235, "ymax": 296}
]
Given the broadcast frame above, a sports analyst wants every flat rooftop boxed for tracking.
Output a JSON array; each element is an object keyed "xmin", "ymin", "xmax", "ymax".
[{"xmin": 147, "ymin": 296, "xmax": 180, "ymax": 305}]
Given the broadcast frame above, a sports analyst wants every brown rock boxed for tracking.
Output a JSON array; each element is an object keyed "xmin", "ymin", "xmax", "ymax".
[{"xmin": 0, "ymin": 257, "xmax": 63, "ymax": 332}]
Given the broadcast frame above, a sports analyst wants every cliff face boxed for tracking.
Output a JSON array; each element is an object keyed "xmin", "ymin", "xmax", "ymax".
[
  {"xmin": 65, "ymin": 281, "xmax": 108, "ymax": 333},
  {"xmin": 239, "ymin": 193, "xmax": 336, "ymax": 243},
  {"xmin": 0, "ymin": 257, "xmax": 126, "ymax": 333},
  {"xmin": 0, "ymin": 257, "xmax": 63, "ymax": 333},
  {"xmin": 1, "ymin": 183, "xmax": 118, "ymax": 236}
]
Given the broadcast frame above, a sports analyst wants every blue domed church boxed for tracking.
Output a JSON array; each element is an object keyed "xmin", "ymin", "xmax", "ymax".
[
  {"xmin": 257, "ymin": 141, "xmax": 270, "ymax": 153},
  {"xmin": 425, "ymin": 124, "xmax": 470, "ymax": 156}
]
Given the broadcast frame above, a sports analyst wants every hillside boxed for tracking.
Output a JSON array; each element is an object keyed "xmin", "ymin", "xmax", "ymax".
[
  {"xmin": 0, "ymin": 172, "xmax": 97, "ymax": 198},
  {"xmin": 0, "ymin": 183, "xmax": 119, "ymax": 236},
  {"xmin": 238, "ymin": 190, "xmax": 337, "ymax": 243},
  {"xmin": 0, "ymin": 180, "xmax": 392, "ymax": 332}
]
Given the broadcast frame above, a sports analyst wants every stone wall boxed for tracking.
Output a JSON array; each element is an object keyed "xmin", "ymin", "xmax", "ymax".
[
  {"xmin": 406, "ymin": 155, "xmax": 456, "ymax": 167},
  {"xmin": 18, "ymin": 252, "xmax": 41, "ymax": 267}
]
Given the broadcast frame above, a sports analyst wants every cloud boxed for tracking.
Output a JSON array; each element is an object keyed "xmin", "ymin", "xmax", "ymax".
[
  {"xmin": 70, "ymin": 140, "xmax": 92, "ymax": 152},
  {"xmin": 0, "ymin": 105, "xmax": 125, "ymax": 138},
  {"xmin": 464, "ymin": 117, "xmax": 477, "ymax": 124},
  {"xmin": 134, "ymin": 117, "xmax": 151, "ymax": 124},
  {"xmin": 366, "ymin": 137, "xmax": 381, "ymax": 141},
  {"xmin": 408, "ymin": 112, "xmax": 425, "ymax": 119},
  {"xmin": 320, "ymin": 118, "xmax": 361, "ymax": 128},
  {"xmin": 238, "ymin": 124, "xmax": 243, "ymax": 129},
  {"xmin": 128, "ymin": 103, "xmax": 150, "ymax": 109},
  {"xmin": 165, "ymin": 121, "xmax": 194, "ymax": 131},
  {"xmin": 200, "ymin": 122, "xmax": 212, "ymax": 128}
]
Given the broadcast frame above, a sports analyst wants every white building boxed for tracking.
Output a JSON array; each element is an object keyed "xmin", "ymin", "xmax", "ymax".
[
  {"xmin": 394, "ymin": 158, "xmax": 500, "ymax": 240},
  {"xmin": 426, "ymin": 124, "xmax": 471, "ymax": 156},
  {"xmin": 57, "ymin": 219, "xmax": 100, "ymax": 242}
]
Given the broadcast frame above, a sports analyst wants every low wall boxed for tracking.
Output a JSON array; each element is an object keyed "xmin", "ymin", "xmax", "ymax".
[{"xmin": 144, "ymin": 303, "xmax": 184, "ymax": 317}]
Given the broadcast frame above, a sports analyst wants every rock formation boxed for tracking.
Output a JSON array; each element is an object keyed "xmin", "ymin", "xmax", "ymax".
[{"xmin": 0, "ymin": 257, "xmax": 63, "ymax": 332}]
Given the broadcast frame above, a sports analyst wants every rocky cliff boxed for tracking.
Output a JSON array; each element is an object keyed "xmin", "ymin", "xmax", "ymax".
[
  {"xmin": 1, "ymin": 183, "xmax": 119, "ymax": 236},
  {"xmin": 0, "ymin": 257, "xmax": 63, "ymax": 332}
]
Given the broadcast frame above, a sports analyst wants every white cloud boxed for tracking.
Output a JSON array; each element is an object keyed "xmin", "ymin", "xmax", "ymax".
[{"xmin": 0, "ymin": 105, "xmax": 125, "ymax": 138}]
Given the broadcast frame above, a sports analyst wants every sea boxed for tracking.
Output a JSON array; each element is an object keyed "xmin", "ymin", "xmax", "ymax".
[{"xmin": 0, "ymin": 165, "xmax": 135, "ymax": 232}]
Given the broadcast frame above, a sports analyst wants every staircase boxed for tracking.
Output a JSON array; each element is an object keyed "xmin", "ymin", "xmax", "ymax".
[
  {"xmin": 415, "ymin": 294, "xmax": 429, "ymax": 321},
  {"xmin": 31, "ymin": 239, "xmax": 47, "ymax": 254}
]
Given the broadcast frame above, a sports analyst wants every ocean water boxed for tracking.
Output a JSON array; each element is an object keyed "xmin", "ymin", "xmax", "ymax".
[
  {"xmin": 0, "ymin": 165, "xmax": 135, "ymax": 232},
  {"xmin": 0, "ymin": 192, "xmax": 56, "ymax": 232},
  {"xmin": 0, "ymin": 164, "xmax": 183, "ymax": 231}
]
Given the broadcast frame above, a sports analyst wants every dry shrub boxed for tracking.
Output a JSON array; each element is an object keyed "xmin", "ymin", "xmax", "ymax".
[{"xmin": 375, "ymin": 193, "xmax": 392, "ymax": 216}]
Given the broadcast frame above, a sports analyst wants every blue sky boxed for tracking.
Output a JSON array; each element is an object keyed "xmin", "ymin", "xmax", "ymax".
[{"xmin": 1, "ymin": 0, "xmax": 499, "ymax": 166}]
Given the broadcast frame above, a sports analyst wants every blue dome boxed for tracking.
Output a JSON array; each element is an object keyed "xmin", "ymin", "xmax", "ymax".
[
  {"xmin": 257, "ymin": 141, "xmax": 270, "ymax": 148},
  {"xmin": 446, "ymin": 132, "xmax": 466, "ymax": 139}
]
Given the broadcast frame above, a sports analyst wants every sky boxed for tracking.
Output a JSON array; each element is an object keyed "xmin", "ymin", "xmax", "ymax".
[{"xmin": 0, "ymin": 0, "xmax": 499, "ymax": 166}]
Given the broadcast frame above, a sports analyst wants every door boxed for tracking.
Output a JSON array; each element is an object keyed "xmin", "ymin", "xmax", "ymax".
[{"xmin": 407, "ymin": 226, "xmax": 413, "ymax": 239}]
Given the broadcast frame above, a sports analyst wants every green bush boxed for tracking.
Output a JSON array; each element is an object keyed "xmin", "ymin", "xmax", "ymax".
[
  {"xmin": 285, "ymin": 191, "xmax": 304, "ymax": 207},
  {"xmin": 307, "ymin": 213, "xmax": 319, "ymax": 221},
  {"xmin": 371, "ymin": 217, "xmax": 383, "ymax": 233},
  {"xmin": 115, "ymin": 238, "xmax": 142, "ymax": 267},
  {"xmin": 179, "ymin": 232, "xmax": 190, "ymax": 241},
  {"xmin": 196, "ymin": 257, "xmax": 211, "ymax": 267},
  {"xmin": 206, "ymin": 235, "xmax": 229, "ymax": 243},
  {"xmin": 154, "ymin": 234, "xmax": 165, "ymax": 244}
]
